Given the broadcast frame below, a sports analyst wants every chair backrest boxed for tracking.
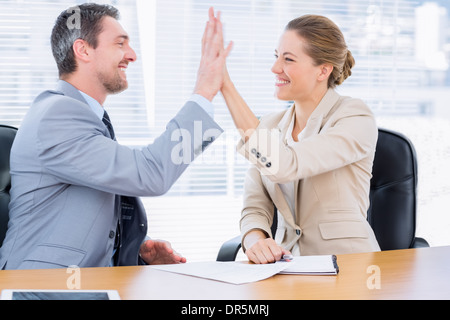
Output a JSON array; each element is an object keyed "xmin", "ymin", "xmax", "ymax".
[
  {"xmin": 0, "ymin": 125, "xmax": 17, "ymax": 247},
  {"xmin": 367, "ymin": 128, "xmax": 418, "ymax": 250}
]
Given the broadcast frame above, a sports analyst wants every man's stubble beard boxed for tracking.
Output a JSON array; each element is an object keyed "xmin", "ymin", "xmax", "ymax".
[{"xmin": 97, "ymin": 69, "xmax": 128, "ymax": 95}]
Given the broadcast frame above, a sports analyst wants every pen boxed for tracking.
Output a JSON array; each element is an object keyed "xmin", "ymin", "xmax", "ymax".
[{"xmin": 282, "ymin": 254, "xmax": 293, "ymax": 261}]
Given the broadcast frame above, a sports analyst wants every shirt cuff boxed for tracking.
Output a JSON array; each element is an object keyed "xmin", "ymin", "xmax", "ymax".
[{"xmin": 189, "ymin": 94, "xmax": 214, "ymax": 119}]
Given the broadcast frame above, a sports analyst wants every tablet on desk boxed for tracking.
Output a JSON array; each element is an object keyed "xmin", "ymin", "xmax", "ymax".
[{"xmin": 1, "ymin": 289, "xmax": 120, "ymax": 300}]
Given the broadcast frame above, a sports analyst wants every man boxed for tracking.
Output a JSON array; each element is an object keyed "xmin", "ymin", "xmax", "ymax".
[{"xmin": 0, "ymin": 4, "xmax": 232, "ymax": 269}]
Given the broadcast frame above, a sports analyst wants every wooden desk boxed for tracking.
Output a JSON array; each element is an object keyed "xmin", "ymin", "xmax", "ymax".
[{"xmin": 1, "ymin": 246, "xmax": 449, "ymax": 300}]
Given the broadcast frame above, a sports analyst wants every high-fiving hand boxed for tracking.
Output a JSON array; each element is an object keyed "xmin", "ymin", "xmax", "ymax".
[{"xmin": 194, "ymin": 7, "xmax": 233, "ymax": 102}]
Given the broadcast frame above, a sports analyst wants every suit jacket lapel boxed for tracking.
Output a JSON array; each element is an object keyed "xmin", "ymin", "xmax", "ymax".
[
  {"xmin": 269, "ymin": 88, "xmax": 341, "ymax": 227},
  {"xmin": 268, "ymin": 108, "xmax": 297, "ymax": 226},
  {"xmin": 262, "ymin": 177, "xmax": 297, "ymax": 228},
  {"xmin": 304, "ymin": 88, "xmax": 341, "ymax": 138},
  {"xmin": 278, "ymin": 88, "xmax": 341, "ymax": 141}
]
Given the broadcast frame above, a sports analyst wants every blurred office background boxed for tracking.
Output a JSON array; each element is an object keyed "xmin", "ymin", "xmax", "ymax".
[{"xmin": 1, "ymin": 0, "xmax": 449, "ymax": 261}]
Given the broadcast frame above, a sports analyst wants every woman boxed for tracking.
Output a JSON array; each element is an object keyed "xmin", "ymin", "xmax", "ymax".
[{"xmin": 220, "ymin": 14, "xmax": 381, "ymax": 264}]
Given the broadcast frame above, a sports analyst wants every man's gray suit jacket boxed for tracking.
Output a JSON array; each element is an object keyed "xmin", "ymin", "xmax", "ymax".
[{"xmin": 0, "ymin": 80, "xmax": 223, "ymax": 270}]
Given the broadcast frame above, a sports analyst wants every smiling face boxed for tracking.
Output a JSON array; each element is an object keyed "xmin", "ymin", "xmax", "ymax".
[
  {"xmin": 90, "ymin": 16, "xmax": 137, "ymax": 95},
  {"xmin": 272, "ymin": 30, "xmax": 328, "ymax": 103}
]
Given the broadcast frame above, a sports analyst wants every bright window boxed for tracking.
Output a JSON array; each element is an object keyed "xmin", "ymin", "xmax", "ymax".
[{"xmin": 1, "ymin": 0, "xmax": 449, "ymax": 262}]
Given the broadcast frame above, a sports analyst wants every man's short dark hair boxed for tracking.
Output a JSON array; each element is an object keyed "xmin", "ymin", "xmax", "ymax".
[{"xmin": 51, "ymin": 3, "xmax": 120, "ymax": 77}]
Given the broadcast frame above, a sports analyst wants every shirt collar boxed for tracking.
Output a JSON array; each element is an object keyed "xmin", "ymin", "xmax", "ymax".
[{"xmin": 78, "ymin": 90, "xmax": 105, "ymax": 121}]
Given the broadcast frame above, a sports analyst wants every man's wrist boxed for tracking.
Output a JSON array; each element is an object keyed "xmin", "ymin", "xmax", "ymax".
[
  {"xmin": 189, "ymin": 93, "xmax": 215, "ymax": 118},
  {"xmin": 193, "ymin": 89, "xmax": 215, "ymax": 102}
]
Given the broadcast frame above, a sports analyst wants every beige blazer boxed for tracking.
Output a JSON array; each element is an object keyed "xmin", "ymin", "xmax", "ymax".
[{"xmin": 237, "ymin": 89, "xmax": 381, "ymax": 256}]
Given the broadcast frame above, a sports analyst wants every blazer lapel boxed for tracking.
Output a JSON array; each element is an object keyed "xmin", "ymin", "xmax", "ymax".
[
  {"xmin": 269, "ymin": 89, "xmax": 341, "ymax": 227},
  {"xmin": 303, "ymin": 88, "xmax": 341, "ymax": 138},
  {"xmin": 279, "ymin": 88, "xmax": 341, "ymax": 141},
  {"xmin": 262, "ymin": 178, "xmax": 297, "ymax": 228},
  {"xmin": 277, "ymin": 106, "xmax": 295, "ymax": 145},
  {"xmin": 265, "ymin": 107, "xmax": 297, "ymax": 227}
]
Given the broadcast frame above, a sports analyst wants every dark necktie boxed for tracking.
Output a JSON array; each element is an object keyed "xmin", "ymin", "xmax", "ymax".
[
  {"xmin": 102, "ymin": 110, "xmax": 116, "ymax": 141},
  {"xmin": 102, "ymin": 110, "xmax": 121, "ymax": 264}
]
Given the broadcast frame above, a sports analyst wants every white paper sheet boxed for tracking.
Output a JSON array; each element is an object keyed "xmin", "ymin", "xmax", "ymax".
[
  {"xmin": 150, "ymin": 255, "xmax": 338, "ymax": 285},
  {"xmin": 150, "ymin": 261, "xmax": 289, "ymax": 285}
]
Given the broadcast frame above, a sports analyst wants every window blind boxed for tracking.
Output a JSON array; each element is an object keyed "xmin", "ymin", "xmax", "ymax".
[{"xmin": 1, "ymin": 0, "xmax": 448, "ymax": 261}]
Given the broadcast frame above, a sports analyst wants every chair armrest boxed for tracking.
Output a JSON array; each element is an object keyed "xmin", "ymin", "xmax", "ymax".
[
  {"xmin": 216, "ymin": 235, "xmax": 242, "ymax": 261},
  {"xmin": 411, "ymin": 237, "xmax": 430, "ymax": 248}
]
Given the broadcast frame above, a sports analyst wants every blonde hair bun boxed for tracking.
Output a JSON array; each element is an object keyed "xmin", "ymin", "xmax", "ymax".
[{"xmin": 335, "ymin": 50, "xmax": 355, "ymax": 86}]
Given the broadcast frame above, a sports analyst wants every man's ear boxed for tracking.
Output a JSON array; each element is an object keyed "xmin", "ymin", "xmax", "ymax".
[
  {"xmin": 317, "ymin": 63, "xmax": 333, "ymax": 82},
  {"xmin": 72, "ymin": 39, "xmax": 92, "ymax": 63}
]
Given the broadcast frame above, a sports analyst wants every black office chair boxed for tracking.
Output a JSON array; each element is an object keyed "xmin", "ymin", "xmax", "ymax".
[
  {"xmin": 217, "ymin": 128, "xmax": 429, "ymax": 261},
  {"xmin": 0, "ymin": 125, "xmax": 18, "ymax": 248},
  {"xmin": 368, "ymin": 128, "xmax": 428, "ymax": 250}
]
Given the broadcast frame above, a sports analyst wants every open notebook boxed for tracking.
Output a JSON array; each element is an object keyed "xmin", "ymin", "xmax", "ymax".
[{"xmin": 277, "ymin": 255, "xmax": 339, "ymax": 275}]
